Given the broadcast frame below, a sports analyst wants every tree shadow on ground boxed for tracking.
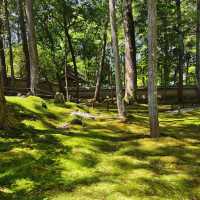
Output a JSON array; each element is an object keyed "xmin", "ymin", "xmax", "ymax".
[
  {"xmin": 1, "ymin": 101, "xmax": 200, "ymax": 199},
  {"xmin": 0, "ymin": 123, "xmax": 105, "ymax": 200}
]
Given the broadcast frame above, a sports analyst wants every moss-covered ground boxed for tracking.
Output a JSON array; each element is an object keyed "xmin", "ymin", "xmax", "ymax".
[{"xmin": 0, "ymin": 96, "xmax": 200, "ymax": 200}]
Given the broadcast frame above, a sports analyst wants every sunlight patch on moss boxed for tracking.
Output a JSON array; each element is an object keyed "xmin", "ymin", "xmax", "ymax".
[{"xmin": 11, "ymin": 178, "xmax": 35, "ymax": 192}]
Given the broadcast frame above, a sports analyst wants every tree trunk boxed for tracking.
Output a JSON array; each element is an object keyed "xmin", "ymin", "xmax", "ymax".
[
  {"xmin": 4, "ymin": 0, "xmax": 14, "ymax": 88},
  {"xmin": 94, "ymin": 21, "xmax": 108, "ymax": 102},
  {"xmin": 123, "ymin": 0, "xmax": 137, "ymax": 104},
  {"xmin": 176, "ymin": 0, "xmax": 184, "ymax": 104},
  {"xmin": 196, "ymin": 0, "xmax": 200, "ymax": 96},
  {"xmin": 109, "ymin": 0, "xmax": 126, "ymax": 119},
  {"xmin": 62, "ymin": 8, "xmax": 70, "ymax": 101},
  {"xmin": 18, "ymin": 0, "xmax": 31, "ymax": 88},
  {"xmin": 25, "ymin": 0, "xmax": 39, "ymax": 95},
  {"xmin": 0, "ymin": 68, "xmax": 7, "ymax": 129},
  {"xmin": 65, "ymin": 27, "xmax": 79, "ymax": 101},
  {"xmin": 64, "ymin": 64, "xmax": 69, "ymax": 100},
  {"xmin": 0, "ymin": 1, "xmax": 7, "ymax": 129},
  {"xmin": 0, "ymin": 13, "xmax": 7, "ymax": 87},
  {"xmin": 186, "ymin": 53, "xmax": 190, "ymax": 85},
  {"xmin": 62, "ymin": 2, "xmax": 79, "ymax": 101},
  {"xmin": 163, "ymin": 35, "xmax": 170, "ymax": 89},
  {"xmin": 147, "ymin": 0, "xmax": 159, "ymax": 138}
]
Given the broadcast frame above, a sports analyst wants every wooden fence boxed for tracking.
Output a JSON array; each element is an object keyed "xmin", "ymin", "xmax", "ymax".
[{"xmin": 4, "ymin": 86, "xmax": 200, "ymax": 103}]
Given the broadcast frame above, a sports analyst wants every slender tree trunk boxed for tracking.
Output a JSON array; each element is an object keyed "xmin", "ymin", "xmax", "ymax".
[
  {"xmin": 62, "ymin": 9, "xmax": 70, "ymax": 100},
  {"xmin": 123, "ymin": 0, "xmax": 137, "ymax": 103},
  {"xmin": 25, "ymin": 0, "xmax": 39, "ymax": 95},
  {"xmin": 147, "ymin": 0, "xmax": 159, "ymax": 138},
  {"xmin": 65, "ymin": 27, "xmax": 79, "ymax": 101},
  {"xmin": 0, "ymin": 14, "xmax": 7, "ymax": 86},
  {"xmin": 186, "ymin": 54, "xmax": 190, "ymax": 85},
  {"xmin": 163, "ymin": 35, "xmax": 170, "ymax": 89},
  {"xmin": 109, "ymin": 0, "xmax": 126, "ymax": 119},
  {"xmin": 176, "ymin": 0, "xmax": 184, "ymax": 104},
  {"xmin": 0, "ymin": 1, "xmax": 7, "ymax": 129},
  {"xmin": 18, "ymin": 0, "xmax": 31, "ymax": 88},
  {"xmin": 196, "ymin": 0, "xmax": 200, "ymax": 96},
  {"xmin": 4, "ymin": 0, "xmax": 14, "ymax": 87},
  {"xmin": 62, "ymin": 2, "xmax": 79, "ymax": 101},
  {"xmin": 94, "ymin": 21, "xmax": 108, "ymax": 102},
  {"xmin": 64, "ymin": 64, "xmax": 69, "ymax": 100}
]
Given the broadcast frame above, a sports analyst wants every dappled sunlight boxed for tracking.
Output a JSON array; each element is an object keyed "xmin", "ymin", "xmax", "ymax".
[{"xmin": 0, "ymin": 97, "xmax": 200, "ymax": 199}]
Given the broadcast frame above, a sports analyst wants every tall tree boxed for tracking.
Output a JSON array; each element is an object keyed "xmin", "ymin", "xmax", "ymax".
[
  {"xmin": 147, "ymin": 0, "xmax": 159, "ymax": 137},
  {"xmin": 0, "ymin": 0, "xmax": 7, "ymax": 129},
  {"xmin": 25, "ymin": 0, "xmax": 39, "ymax": 95},
  {"xmin": 0, "ymin": 3, "xmax": 7, "ymax": 86},
  {"xmin": 4, "ymin": 0, "xmax": 14, "ymax": 87},
  {"xmin": 123, "ymin": 0, "xmax": 137, "ymax": 103},
  {"xmin": 196, "ymin": 0, "xmax": 200, "ymax": 94},
  {"xmin": 176, "ymin": 0, "xmax": 184, "ymax": 104},
  {"xmin": 0, "ymin": 64, "xmax": 7, "ymax": 129},
  {"xmin": 94, "ymin": 20, "xmax": 108, "ymax": 102},
  {"xmin": 18, "ymin": 0, "xmax": 31, "ymax": 88},
  {"xmin": 62, "ymin": 4, "xmax": 69, "ymax": 100},
  {"xmin": 109, "ymin": 0, "xmax": 126, "ymax": 119},
  {"xmin": 62, "ymin": 1, "xmax": 79, "ymax": 101}
]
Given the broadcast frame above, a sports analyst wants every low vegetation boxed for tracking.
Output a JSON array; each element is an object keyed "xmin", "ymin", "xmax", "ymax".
[{"xmin": 0, "ymin": 97, "xmax": 200, "ymax": 200}]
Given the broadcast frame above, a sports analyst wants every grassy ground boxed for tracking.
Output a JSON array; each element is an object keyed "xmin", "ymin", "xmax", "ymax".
[{"xmin": 0, "ymin": 96, "xmax": 200, "ymax": 200}]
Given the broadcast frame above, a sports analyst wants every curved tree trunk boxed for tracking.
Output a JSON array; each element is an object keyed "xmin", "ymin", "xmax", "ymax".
[
  {"xmin": 109, "ymin": 0, "xmax": 126, "ymax": 119},
  {"xmin": 147, "ymin": 0, "xmax": 159, "ymax": 138},
  {"xmin": 123, "ymin": 0, "xmax": 137, "ymax": 104},
  {"xmin": 25, "ymin": 0, "xmax": 39, "ymax": 95}
]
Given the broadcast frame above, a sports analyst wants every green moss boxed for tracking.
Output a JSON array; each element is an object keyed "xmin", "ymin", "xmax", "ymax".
[{"xmin": 0, "ymin": 97, "xmax": 200, "ymax": 199}]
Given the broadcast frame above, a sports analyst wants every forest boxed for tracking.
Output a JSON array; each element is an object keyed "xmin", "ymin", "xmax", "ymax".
[{"xmin": 0, "ymin": 0, "xmax": 200, "ymax": 199}]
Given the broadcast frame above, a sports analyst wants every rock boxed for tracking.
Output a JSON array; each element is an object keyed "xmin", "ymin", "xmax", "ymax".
[
  {"xmin": 71, "ymin": 111, "xmax": 96, "ymax": 120},
  {"xmin": 54, "ymin": 92, "xmax": 65, "ymax": 104},
  {"xmin": 42, "ymin": 102, "xmax": 48, "ymax": 109},
  {"xmin": 166, "ymin": 107, "xmax": 200, "ymax": 114},
  {"xmin": 70, "ymin": 118, "xmax": 83, "ymax": 125}
]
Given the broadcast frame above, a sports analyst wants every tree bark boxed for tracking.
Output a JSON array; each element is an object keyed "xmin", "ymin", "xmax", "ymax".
[
  {"xmin": 196, "ymin": 0, "xmax": 200, "ymax": 97},
  {"xmin": 109, "ymin": 0, "xmax": 126, "ymax": 119},
  {"xmin": 65, "ymin": 27, "xmax": 79, "ymax": 101},
  {"xmin": 18, "ymin": 0, "xmax": 31, "ymax": 88},
  {"xmin": 123, "ymin": 0, "xmax": 137, "ymax": 104},
  {"xmin": 0, "ymin": 11, "xmax": 7, "ymax": 86},
  {"xmin": 62, "ymin": 8, "xmax": 70, "ymax": 101},
  {"xmin": 94, "ymin": 21, "xmax": 108, "ymax": 102},
  {"xmin": 147, "ymin": 0, "xmax": 159, "ymax": 138},
  {"xmin": 176, "ymin": 0, "xmax": 184, "ymax": 104},
  {"xmin": 62, "ymin": 2, "xmax": 79, "ymax": 101},
  {"xmin": 4, "ymin": 0, "xmax": 14, "ymax": 87},
  {"xmin": 25, "ymin": 0, "xmax": 39, "ymax": 95},
  {"xmin": 0, "ymin": 66, "xmax": 7, "ymax": 129},
  {"xmin": 0, "ymin": 1, "xmax": 7, "ymax": 129},
  {"xmin": 186, "ymin": 53, "xmax": 190, "ymax": 85}
]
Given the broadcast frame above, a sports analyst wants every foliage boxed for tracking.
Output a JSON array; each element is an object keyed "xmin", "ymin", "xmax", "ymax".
[{"xmin": 3, "ymin": 0, "xmax": 198, "ymax": 87}]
